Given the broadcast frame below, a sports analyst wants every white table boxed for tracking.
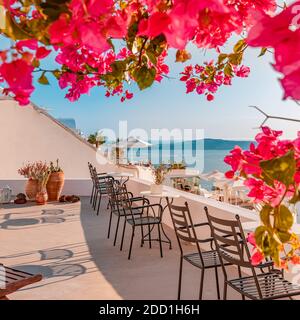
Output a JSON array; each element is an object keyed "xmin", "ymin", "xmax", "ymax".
[
  {"xmin": 98, "ymin": 172, "xmax": 134, "ymax": 185},
  {"xmin": 140, "ymin": 190, "xmax": 180, "ymax": 249}
]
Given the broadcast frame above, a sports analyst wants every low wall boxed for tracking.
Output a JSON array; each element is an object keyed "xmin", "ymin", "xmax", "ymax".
[
  {"xmin": 126, "ymin": 178, "xmax": 258, "ymax": 245},
  {"xmin": 0, "ymin": 179, "xmax": 93, "ymax": 196}
]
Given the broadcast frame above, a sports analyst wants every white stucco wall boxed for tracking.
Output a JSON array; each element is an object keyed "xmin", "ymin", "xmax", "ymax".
[{"xmin": 0, "ymin": 98, "xmax": 115, "ymax": 180}]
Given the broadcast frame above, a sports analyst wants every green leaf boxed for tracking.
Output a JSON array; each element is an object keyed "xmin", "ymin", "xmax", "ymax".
[
  {"xmin": 217, "ymin": 54, "xmax": 228, "ymax": 65},
  {"xmin": 52, "ymin": 70, "xmax": 61, "ymax": 80},
  {"xmin": 32, "ymin": 59, "xmax": 40, "ymax": 68},
  {"xmin": 228, "ymin": 53, "xmax": 243, "ymax": 66},
  {"xmin": 254, "ymin": 225, "xmax": 267, "ymax": 248},
  {"xmin": 233, "ymin": 39, "xmax": 247, "ymax": 53},
  {"xmin": 274, "ymin": 205, "xmax": 294, "ymax": 232},
  {"xmin": 38, "ymin": 72, "xmax": 50, "ymax": 85},
  {"xmin": 258, "ymin": 47, "xmax": 268, "ymax": 57},
  {"xmin": 260, "ymin": 150, "xmax": 296, "ymax": 187},
  {"xmin": 40, "ymin": 0, "xmax": 69, "ymax": 21},
  {"xmin": 260, "ymin": 205, "xmax": 273, "ymax": 228},
  {"xmin": 126, "ymin": 22, "xmax": 139, "ymax": 51},
  {"xmin": 133, "ymin": 66, "xmax": 156, "ymax": 91},
  {"xmin": 290, "ymin": 190, "xmax": 300, "ymax": 204},
  {"xmin": 276, "ymin": 230, "xmax": 291, "ymax": 243},
  {"xmin": 175, "ymin": 49, "xmax": 192, "ymax": 63},
  {"xmin": 224, "ymin": 63, "xmax": 233, "ymax": 77},
  {"xmin": 146, "ymin": 50, "xmax": 157, "ymax": 65},
  {"xmin": 1, "ymin": 12, "xmax": 29, "ymax": 40}
]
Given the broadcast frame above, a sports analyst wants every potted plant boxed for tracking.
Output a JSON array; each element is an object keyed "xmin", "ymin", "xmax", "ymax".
[
  {"xmin": 150, "ymin": 164, "xmax": 171, "ymax": 194},
  {"xmin": 35, "ymin": 165, "xmax": 50, "ymax": 205},
  {"xmin": 18, "ymin": 161, "xmax": 49, "ymax": 201},
  {"xmin": 46, "ymin": 159, "xmax": 64, "ymax": 201}
]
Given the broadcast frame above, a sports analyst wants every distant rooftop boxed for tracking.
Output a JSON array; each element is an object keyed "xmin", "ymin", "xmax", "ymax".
[{"xmin": 57, "ymin": 118, "xmax": 77, "ymax": 130}]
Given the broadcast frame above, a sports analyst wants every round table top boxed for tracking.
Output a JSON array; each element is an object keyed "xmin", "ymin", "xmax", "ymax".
[
  {"xmin": 99, "ymin": 172, "xmax": 134, "ymax": 178},
  {"xmin": 140, "ymin": 190, "xmax": 180, "ymax": 198}
]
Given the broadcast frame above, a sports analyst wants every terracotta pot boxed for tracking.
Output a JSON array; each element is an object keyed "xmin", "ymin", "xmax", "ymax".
[
  {"xmin": 36, "ymin": 189, "xmax": 48, "ymax": 205},
  {"xmin": 25, "ymin": 179, "xmax": 39, "ymax": 201},
  {"xmin": 46, "ymin": 172, "xmax": 65, "ymax": 201}
]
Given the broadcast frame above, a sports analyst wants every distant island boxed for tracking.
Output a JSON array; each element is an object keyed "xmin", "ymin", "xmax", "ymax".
[{"xmin": 152, "ymin": 139, "xmax": 253, "ymax": 150}]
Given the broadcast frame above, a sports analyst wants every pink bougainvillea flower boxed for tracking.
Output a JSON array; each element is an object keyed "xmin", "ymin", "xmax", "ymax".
[
  {"xmin": 206, "ymin": 93, "xmax": 215, "ymax": 101},
  {"xmin": 78, "ymin": 22, "xmax": 110, "ymax": 53},
  {"xmin": 164, "ymin": 2, "xmax": 198, "ymax": 49},
  {"xmin": 0, "ymin": 59, "xmax": 34, "ymax": 105},
  {"xmin": 58, "ymin": 72, "xmax": 77, "ymax": 89},
  {"xmin": 106, "ymin": 13, "xmax": 129, "ymax": 39},
  {"xmin": 247, "ymin": 232, "xmax": 257, "ymax": 247},
  {"xmin": 234, "ymin": 65, "xmax": 250, "ymax": 78},
  {"xmin": 48, "ymin": 14, "xmax": 74, "ymax": 46},
  {"xmin": 185, "ymin": 79, "xmax": 197, "ymax": 93},
  {"xmin": 224, "ymin": 145, "xmax": 243, "ymax": 172},
  {"xmin": 246, "ymin": 4, "xmax": 298, "ymax": 48},
  {"xmin": 87, "ymin": 0, "xmax": 113, "ymax": 16},
  {"xmin": 295, "ymin": 171, "xmax": 300, "ymax": 184},
  {"xmin": 281, "ymin": 70, "xmax": 300, "ymax": 100},
  {"xmin": 16, "ymin": 39, "xmax": 38, "ymax": 51},
  {"xmin": 251, "ymin": 249, "xmax": 264, "ymax": 266},
  {"xmin": 36, "ymin": 47, "xmax": 51, "ymax": 59},
  {"xmin": 225, "ymin": 170, "xmax": 235, "ymax": 179},
  {"xmin": 138, "ymin": 12, "xmax": 171, "ymax": 38},
  {"xmin": 125, "ymin": 90, "xmax": 133, "ymax": 100}
]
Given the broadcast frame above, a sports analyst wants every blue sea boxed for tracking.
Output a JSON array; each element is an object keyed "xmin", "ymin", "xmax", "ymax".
[
  {"xmin": 102, "ymin": 139, "xmax": 251, "ymax": 189},
  {"xmin": 126, "ymin": 146, "xmax": 231, "ymax": 190}
]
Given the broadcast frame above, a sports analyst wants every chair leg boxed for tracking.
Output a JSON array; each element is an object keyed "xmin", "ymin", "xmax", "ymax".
[
  {"xmin": 199, "ymin": 269, "xmax": 205, "ymax": 300},
  {"xmin": 90, "ymin": 185, "xmax": 94, "ymax": 204},
  {"xmin": 107, "ymin": 210, "xmax": 113, "ymax": 239},
  {"xmin": 148, "ymin": 224, "xmax": 152, "ymax": 249},
  {"xmin": 113, "ymin": 215, "xmax": 121, "ymax": 246},
  {"xmin": 120, "ymin": 219, "xmax": 127, "ymax": 251},
  {"xmin": 157, "ymin": 224, "xmax": 163, "ymax": 258},
  {"xmin": 215, "ymin": 267, "xmax": 220, "ymax": 300},
  {"xmin": 128, "ymin": 226, "xmax": 135, "ymax": 260},
  {"xmin": 97, "ymin": 194, "xmax": 102, "ymax": 215},
  {"xmin": 237, "ymin": 266, "xmax": 245, "ymax": 300},
  {"xmin": 93, "ymin": 191, "xmax": 98, "ymax": 209},
  {"xmin": 178, "ymin": 256, "xmax": 183, "ymax": 300},
  {"xmin": 140, "ymin": 224, "xmax": 144, "ymax": 247},
  {"xmin": 223, "ymin": 281, "xmax": 228, "ymax": 300}
]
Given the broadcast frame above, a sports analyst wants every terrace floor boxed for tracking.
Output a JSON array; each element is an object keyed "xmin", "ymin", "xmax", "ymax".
[{"xmin": 0, "ymin": 197, "xmax": 246, "ymax": 300}]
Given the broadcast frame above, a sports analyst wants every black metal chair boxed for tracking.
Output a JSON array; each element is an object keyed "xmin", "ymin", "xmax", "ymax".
[
  {"xmin": 105, "ymin": 178, "xmax": 149, "ymax": 248},
  {"xmin": 114, "ymin": 184, "xmax": 164, "ymax": 260},
  {"xmin": 91, "ymin": 167, "xmax": 113, "ymax": 215},
  {"xmin": 205, "ymin": 207, "xmax": 300, "ymax": 300},
  {"xmin": 88, "ymin": 162, "xmax": 95, "ymax": 205},
  {"xmin": 167, "ymin": 200, "xmax": 229, "ymax": 300},
  {"xmin": 88, "ymin": 163, "xmax": 108, "ymax": 212}
]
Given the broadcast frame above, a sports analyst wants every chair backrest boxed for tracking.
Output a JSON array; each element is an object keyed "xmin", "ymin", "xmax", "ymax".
[
  {"xmin": 105, "ymin": 176, "xmax": 119, "ymax": 211},
  {"xmin": 88, "ymin": 162, "xmax": 94, "ymax": 179},
  {"xmin": 204, "ymin": 207, "xmax": 259, "ymax": 273},
  {"xmin": 205, "ymin": 207, "xmax": 270, "ymax": 299},
  {"xmin": 167, "ymin": 200, "xmax": 204, "ymax": 263}
]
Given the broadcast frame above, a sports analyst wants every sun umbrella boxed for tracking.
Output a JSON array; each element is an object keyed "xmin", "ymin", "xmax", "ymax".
[{"xmin": 111, "ymin": 137, "xmax": 152, "ymax": 149}]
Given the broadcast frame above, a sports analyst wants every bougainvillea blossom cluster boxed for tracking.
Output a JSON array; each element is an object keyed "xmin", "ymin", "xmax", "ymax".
[
  {"xmin": 1, "ymin": 0, "xmax": 298, "ymax": 105},
  {"xmin": 225, "ymin": 127, "xmax": 300, "ymax": 267}
]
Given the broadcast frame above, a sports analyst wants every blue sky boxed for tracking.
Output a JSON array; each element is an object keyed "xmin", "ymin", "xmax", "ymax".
[{"xmin": 1, "ymin": 35, "xmax": 300, "ymax": 140}]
